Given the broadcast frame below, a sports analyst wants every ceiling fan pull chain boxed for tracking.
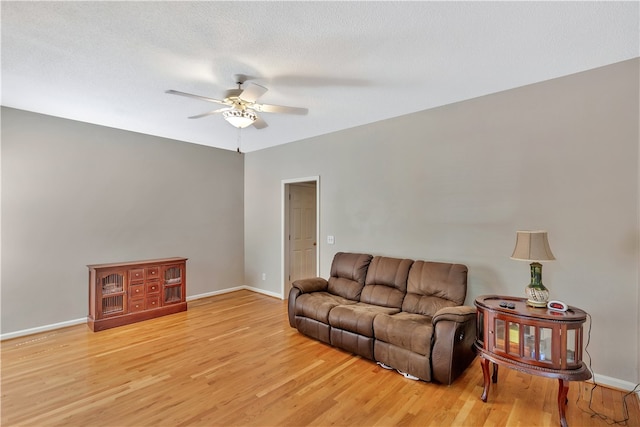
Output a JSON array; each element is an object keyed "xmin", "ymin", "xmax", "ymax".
[{"xmin": 237, "ymin": 127, "xmax": 242, "ymax": 154}]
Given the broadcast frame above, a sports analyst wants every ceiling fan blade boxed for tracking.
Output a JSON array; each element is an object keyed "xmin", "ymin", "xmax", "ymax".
[
  {"xmin": 239, "ymin": 83, "xmax": 268, "ymax": 103},
  {"xmin": 253, "ymin": 117, "xmax": 268, "ymax": 129},
  {"xmin": 166, "ymin": 90, "xmax": 228, "ymax": 106},
  {"xmin": 253, "ymin": 103, "xmax": 308, "ymax": 115},
  {"xmin": 188, "ymin": 108, "xmax": 231, "ymax": 119}
]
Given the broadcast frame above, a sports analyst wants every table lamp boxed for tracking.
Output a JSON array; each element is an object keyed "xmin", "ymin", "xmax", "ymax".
[{"xmin": 510, "ymin": 230, "xmax": 556, "ymax": 307}]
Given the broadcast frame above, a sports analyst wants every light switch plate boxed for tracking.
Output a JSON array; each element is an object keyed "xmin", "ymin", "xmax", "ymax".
[{"xmin": 327, "ymin": 235, "xmax": 335, "ymax": 245}]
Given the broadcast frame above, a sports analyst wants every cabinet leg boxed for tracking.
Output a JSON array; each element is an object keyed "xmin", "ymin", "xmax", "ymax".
[
  {"xmin": 492, "ymin": 363, "xmax": 499, "ymax": 383},
  {"xmin": 557, "ymin": 379, "xmax": 570, "ymax": 427},
  {"xmin": 480, "ymin": 357, "xmax": 491, "ymax": 402}
]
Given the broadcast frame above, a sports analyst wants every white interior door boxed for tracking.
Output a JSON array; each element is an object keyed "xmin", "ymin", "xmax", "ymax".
[{"xmin": 287, "ymin": 183, "xmax": 317, "ymax": 297}]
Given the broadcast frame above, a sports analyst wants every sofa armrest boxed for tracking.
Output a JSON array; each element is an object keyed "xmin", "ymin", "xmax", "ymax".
[
  {"xmin": 432, "ymin": 305, "xmax": 477, "ymax": 324},
  {"xmin": 431, "ymin": 305, "xmax": 477, "ymax": 385},
  {"xmin": 288, "ymin": 278, "xmax": 328, "ymax": 328},
  {"xmin": 288, "ymin": 287, "xmax": 302, "ymax": 328},
  {"xmin": 292, "ymin": 277, "xmax": 328, "ymax": 293}
]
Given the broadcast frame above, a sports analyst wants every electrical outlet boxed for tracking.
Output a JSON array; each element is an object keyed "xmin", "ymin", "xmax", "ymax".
[
  {"xmin": 262, "ymin": 273, "xmax": 266, "ymax": 281},
  {"xmin": 327, "ymin": 235, "xmax": 335, "ymax": 245}
]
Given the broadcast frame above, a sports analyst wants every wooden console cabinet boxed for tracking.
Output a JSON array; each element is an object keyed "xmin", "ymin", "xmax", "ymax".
[
  {"xmin": 474, "ymin": 295, "xmax": 591, "ymax": 427},
  {"xmin": 88, "ymin": 257, "xmax": 187, "ymax": 331}
]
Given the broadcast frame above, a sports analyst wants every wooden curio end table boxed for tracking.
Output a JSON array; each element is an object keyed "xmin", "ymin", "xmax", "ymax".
[{"xmin": 474, "ymin": 295, "xmax": 591, "ymax": 427}]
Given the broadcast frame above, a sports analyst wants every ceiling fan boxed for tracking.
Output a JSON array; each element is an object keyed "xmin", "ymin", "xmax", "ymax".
[{"xmin": 166, "ymin": 75, "xmax": 308, "ymax": 129}]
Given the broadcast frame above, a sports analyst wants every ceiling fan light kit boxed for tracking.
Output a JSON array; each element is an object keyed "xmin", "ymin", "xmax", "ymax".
[{"xmin": 222, "ymin": 109, "xmax": 257, "ymax": 128}]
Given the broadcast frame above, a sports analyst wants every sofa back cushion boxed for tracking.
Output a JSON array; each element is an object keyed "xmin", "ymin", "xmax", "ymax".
[
  {"xmin": 360, "ymin": 256, "xmax": 413, "ymax": 308},
  {"xmin": 327, "ymin": 252, "xmax": 373, "ymax": 301},
  {"xmin": 402, "ymin": 261, "xmax": 468, "ymax": 316}
]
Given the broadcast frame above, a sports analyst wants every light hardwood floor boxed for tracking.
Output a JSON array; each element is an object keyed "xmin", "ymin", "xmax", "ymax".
[{"xmin": 2, "ymin": 290, "xmax": 638, "ymax": 426}]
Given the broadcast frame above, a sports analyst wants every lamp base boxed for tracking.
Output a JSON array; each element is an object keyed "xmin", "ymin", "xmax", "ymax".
[
  {"xmin": 525, "ymin": 285, "xmax": 549, "ymax": 308},
  {"xmin": 524, "ymin": 262, "xmax": 550, "ymax": 308},
  {"xmin": 526, "ymin": 299, "xmax": 548, "ymax": 308}
]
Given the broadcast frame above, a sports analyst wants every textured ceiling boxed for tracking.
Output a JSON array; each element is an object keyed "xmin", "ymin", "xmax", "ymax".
[{"xmin": 1, "ymin": 1, "xmax": 638, "ymax": 153}]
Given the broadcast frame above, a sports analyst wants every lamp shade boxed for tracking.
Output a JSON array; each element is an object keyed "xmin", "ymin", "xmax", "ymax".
[
  {"xmin": 223, "ymin": 109, "xmax": 257, "ymax": 128},
  {"xmin": 510, "ymin": 230, "xmax": 556, "ymax": 262}
]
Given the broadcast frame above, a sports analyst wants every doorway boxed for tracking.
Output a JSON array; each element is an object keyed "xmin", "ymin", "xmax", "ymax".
[{"xmin": 282, "ymin": 177, "xmax": 319, "ymax": 299}]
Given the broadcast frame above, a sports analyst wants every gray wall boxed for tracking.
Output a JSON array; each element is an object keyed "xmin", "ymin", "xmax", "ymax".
[
  {"xmin": 1, "ymin": 59, "xmax": 638, "ymax": 385},
  {"xmin": 1, "ymin": 107, "xmax": 244, "ymax": 333},
  {"xmin": 244, "ymin": 59, "xmax": 640, "ymax": 383}
]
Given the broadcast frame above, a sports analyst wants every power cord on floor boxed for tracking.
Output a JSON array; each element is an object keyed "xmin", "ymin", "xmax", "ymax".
[{"xmin": 576, "ymin": 312, "xmax": 640, "ymax": 425}]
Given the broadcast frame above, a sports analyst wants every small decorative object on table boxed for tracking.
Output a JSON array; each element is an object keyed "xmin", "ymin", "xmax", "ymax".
[
  {"xmin": 548, "ymin": 300, "xmax": 569, "ymax": 312},
  {"xmin": 510, "ymin": 230, "xmax": 556, "ymax": 307}
]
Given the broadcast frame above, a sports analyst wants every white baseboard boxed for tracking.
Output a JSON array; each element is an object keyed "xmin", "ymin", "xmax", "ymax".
[
  {"xmin": 186, "ymin": 286, "xmax": 246, "ymax": 301},
  {"xmin": 590, "ymin": 372, "xmax": 640, "ymax": 394},
  {"xmin": 242, "ymin": 285, "xmax": 282, "ymax": 299},
  {"xmin": 0, "ymin": 317, "xmax": 87, "ymax": 341},
  {"xmin": 186, "ymin": 285, "xmax": 282, "ymax": 301}
]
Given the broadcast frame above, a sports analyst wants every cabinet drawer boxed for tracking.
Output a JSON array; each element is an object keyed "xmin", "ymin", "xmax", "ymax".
[
  {"xmin": 129, "ymin": 284, "xmax": 145, "ymax": 298},
  {"xmin": 146, "ymin": 267, "xmax": 159, "ymax": 279},
  {"xmin": 146, "ymin": 281, "xmax": 160, "ymax": 294},
  {"xmin": 129, "ymin": 298, "xmax": 145, "ymax": 312},
  {"xmin": 129, "ymin": 268, "xmax": 144, "ymax": 283},
  {"xmin": 146, "ymin": 295, "xmax": 161, "ymax": 310}
]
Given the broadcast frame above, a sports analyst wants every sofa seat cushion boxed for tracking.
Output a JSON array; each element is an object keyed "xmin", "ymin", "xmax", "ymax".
[
  {"xmin": 373, "ymin": 312, "xmax": 434, "ymax": 356},
  {"xmin": 328, "ymin": 303, "xmax": 400, "ymax": 337},
  {"xmin": 295, "ymin": 292, "xmax": 356, "ymax": 324}
]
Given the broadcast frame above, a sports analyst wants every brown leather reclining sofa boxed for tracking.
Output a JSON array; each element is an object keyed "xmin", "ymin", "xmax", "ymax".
[{"xmin": 288, "ymin": 252, "xmax": 477, "ymax": 385}]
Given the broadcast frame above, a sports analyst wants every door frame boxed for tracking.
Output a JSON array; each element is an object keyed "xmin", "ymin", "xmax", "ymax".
[{"xmin": 281, "ymin": 176, "xmax": 320, "ymax": 299}]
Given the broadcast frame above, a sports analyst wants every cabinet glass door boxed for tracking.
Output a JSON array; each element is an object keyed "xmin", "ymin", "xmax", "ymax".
[
  {"xmin": 539, "ymin": 327, "xmax": 553, "ymax": 363},
  {"xmin": 508, "ymin": 323, "xmax": 520, "ymax": 356},
  {"xmin": 163, "ymin": 265, "xmax": 184, "ymax": 305},
  {"xmin": 100, "ymin": 272, "xmax": 126, "ymax": 315},
  {"xmin": 523, "ymin": 325, "xmax": 536, "ymax": 360},
  {"xmin": 494, "ymin": 319, "xmax": 505, "ymax": 351},
  {"xmin": 566, "ymin": 329, "xmax": 576, "ymax": 365}
]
